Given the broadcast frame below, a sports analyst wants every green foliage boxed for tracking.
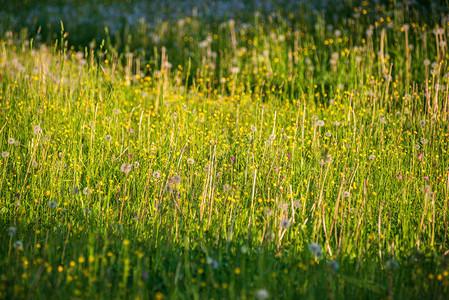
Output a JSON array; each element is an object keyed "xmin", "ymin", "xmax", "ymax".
[{"xmin": 0, "ymin": 0, "xmax": 449, "ymax": 299}]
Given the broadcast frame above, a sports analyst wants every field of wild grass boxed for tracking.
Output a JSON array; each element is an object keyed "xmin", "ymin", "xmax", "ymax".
[{"xmin": 1, "ymin": 0, "xmax": 449, "ymax": 299}]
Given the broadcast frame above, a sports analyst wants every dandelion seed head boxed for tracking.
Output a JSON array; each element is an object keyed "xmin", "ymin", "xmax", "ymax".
[
  {"xmin": 7, "ymin": 226, "xmax": 16, "ymax": 236},
  {"xmin": 33, "ymin": 125, "xmax": 42, "ymax": 135},
  {"xmin": 206, "ymin": 257, "xmax": 219, "ymax": 269},
  {"xmin": 329, "ymin": 259, "xmax": 340, "ymax": 271},
  {"xmin": 230, "ymin": 67, "xmax": 240, "ymax": 74},
  {"xmin": 121, "ymin": 163, "xmax": 133, "ymax": 174},
  {"xmin": 280, "ymin": 218, "xmax": 291, "ymax": 229},
  {"xmin": 14, "ymin": 241, "xmax": 23, "ymax": 249},
  {"xmin": 293, "ymin": 200, "xmax": 302, "ymax": 208},
  {"xmin": 1, "ymin": 151, "xmax": 9, "ymax": 158},
  {"xmin": 421, "ymin": 185, "xmax": 433, "ymax": 195},
  {"xmin": 308, "ymin": 242, "xmax": 322, "ymax": 257},
  {"xmin": 420, "ymin": 138, "xmax": 428, "ymax": 145},
  {"xmin": 172, "ymin": 175, "xmax": 182, "ymax": 184},
  {"xmin": 386, "ymin": 259, "xmax": 399, "ymax": 270},
  {"xmin": 8, "ymin": 138, "xmax": 15, "ymax": 144},
  {"xmin": 278, "ymin": 202, "xmax": 289, "ymax": 211},
  {"xmin": 255, "ymin": 289, "xmax": 269, "ymax": 300},
  {"xmin": 83, "ymin": 187, "xmax": 91, "ymax": 195}
]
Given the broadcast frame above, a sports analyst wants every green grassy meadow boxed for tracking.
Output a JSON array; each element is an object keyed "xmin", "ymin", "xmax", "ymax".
[{"xmin": 1, "ymin": 0, "xmax": 449, "ymax": 299}]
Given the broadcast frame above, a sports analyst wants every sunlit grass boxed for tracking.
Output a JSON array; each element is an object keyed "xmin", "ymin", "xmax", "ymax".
[{"xmin": 1, "ymin": 1, "xmax": 449, "ymax": 299}]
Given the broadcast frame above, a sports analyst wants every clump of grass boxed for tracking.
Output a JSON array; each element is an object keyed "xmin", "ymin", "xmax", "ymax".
[{"xmin": 1, "ymin": 1, "xmax": 449, "ymax": 299}]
